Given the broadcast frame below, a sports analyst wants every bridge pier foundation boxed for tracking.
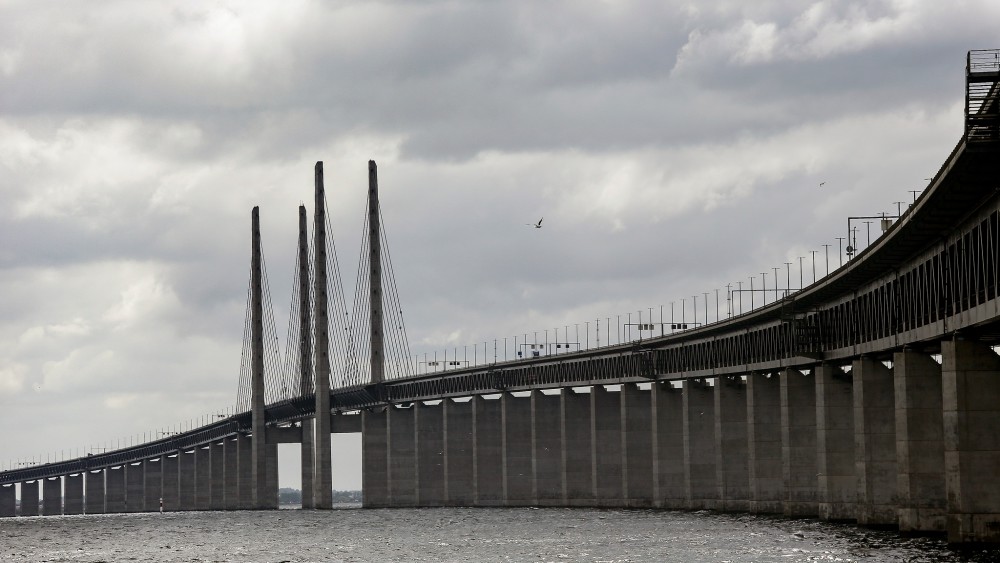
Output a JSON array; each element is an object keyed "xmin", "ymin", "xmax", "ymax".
[
  {"xmin": 105, "ymin": 467, "xmax": 125, "ymax": 513},
  {"xmin": 894, "ymin": 349, "xmax": 946, "ymax": 533},
  {"xmin": 224, "ymin": 438, "xmax": 239, "ymax": 509},
  {"xmin": 444, "ymin": 399, "xmax": 474, "ymax": 505},
  {"xmin": 504, "ymin": 392, "xmax": 534, "ymax": 505},
  {"xmin": 747, "ymin": 372, "xmax": 783, "ymax": 514},
  {"xmin": 64, "ymin": 473, "xmax": 83, "ymax": 515},
  {"xmin": 562, "ymin": 388, "xmax": 593, "ymax": 506},
  {"xmin": 474, "ymin": 395, "xmax": 503, "ymax": 506},
  {"xmin": 853, "ymin": 357, "xmax": 898, "ymax": 526},
  {"xmin": 85, "ymin": 469, "xmax": 105, "ymax": 514},
  {"xmin": 623, "ymin": 384, "xmax": 653, "ymax": 507},
  {"xmin": 715, "ymin": 376, "xmax": 749, "ymax": 512},
  {"xmin": 780, "ymin": 368, "xmax": 817, "ymax": 517},
  {"xmin": 534, "ymin": 391, "xmax": 563, "ymax": 505},
  {"xmin": 300, "ymin": 418, "xmax": 315, "ymax": 509},
  {"xmin": 388, "ymin": 405, "xmax": 417, "ymax": 506},
  {"xmin": 592, "ymin": 386, "xmax": 623, "ymax": 506},
  {"xmin": 236, "ymin": 435, "xmax": 252, "ymax": 510},
  {"xmin": 179, "ymin": 451, "xmax": 197, "ymax": 510},
  {"xmin": 161, "ymin": 454, "xmax": 179, "ymax": 511},
  {"xmin": 684, "ymin": 379, "xmax": 718, "ymax": 510},
  {"xmin": 41, "ymin": 477, "xmax": 61, "ymax": 515},
  {"xmin": 415, "ymin": 402, "xmax": 445, "ymax": 506},
  {"xmin": 361, "ymin": 408, "xmax": 389, "ymax": 507},
  {"xmin": 144, "ymin": 458, "xmax": 162, "ymax": 512},
  {"xmin": 0, "ymin": 484, "xmax": 14, "ymax": 517},
  {"xmin": 20, "ymin": 481, "xmax": 38, "ymax": 516},
  {"xmin": 125, "ymin": 462, "xmax": 143, "ymax": 513},
  {"xmin": 196, "ymin": 446, "xmax": 212, "ymax": 510},
  {"xmin": 816, "ymin": 364, "xmax": 856, "ymax": 521},
  {"xmin": 210, "ymin": 441, "xmax": 225, "ymax": 510},
  {"xmin": 653, "ymin": 382, "xmax": 685, "ymax": 509},
  {"xmin": 943, "ymin": 339, "xmax": 1000, "ymax": 543}
]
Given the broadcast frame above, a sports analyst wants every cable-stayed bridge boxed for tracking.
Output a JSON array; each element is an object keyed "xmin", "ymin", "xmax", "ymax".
[{"xmin": 2, "ymin": 50, "xmax": 1000, "ymax": 544}]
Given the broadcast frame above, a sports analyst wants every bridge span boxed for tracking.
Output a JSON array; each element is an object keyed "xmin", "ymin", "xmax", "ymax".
[{"xmin": 2, "ymin": 50, "xmax": 1000, "ymax": 544}]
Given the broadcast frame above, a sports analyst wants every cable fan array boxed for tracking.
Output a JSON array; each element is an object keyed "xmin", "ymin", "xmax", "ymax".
[{"xmin": 236, "ymin": 185, "xmax": 412, "ymax": 412}]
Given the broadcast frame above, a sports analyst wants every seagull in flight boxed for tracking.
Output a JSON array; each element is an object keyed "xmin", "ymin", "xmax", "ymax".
[
  {"xmin": 819, "ymin": 182, "xmax": 826, "ymax": 187},
  {"xmin": 527, "ymin": 217, "xmax": 543, "ymax": 229}
]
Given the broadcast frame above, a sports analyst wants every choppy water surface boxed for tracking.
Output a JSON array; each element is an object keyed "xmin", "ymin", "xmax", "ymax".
[{"xmin": 1, "ymin": 506, "xmax": 997, "ymax": 562}]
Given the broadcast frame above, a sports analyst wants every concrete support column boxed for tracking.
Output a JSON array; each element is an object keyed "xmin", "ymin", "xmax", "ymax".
[
  {"xmin": 42, "ymin": 477, "xmax": 61, "ymax": 516},
  {"xmin": 622, "ymin": 383, "xmax": 653, "ymax": 507},
  {"xmin": 816, "ymin": 364, "xmax": 855, "ymax": 521},
  {"xmin": 195, "ymin": 446, "xmax": 212, "ymax": 510},
  {"xmin": 64, "ymin": 474, "xmax": 83, "ymax": 515},
  {"xmin": 715, "ymin": 376, "xmax": 749, "ymax": 512},
  {"xmin": 179, "ymin": 450, "xmax": 197, "ymax": 510},
  {"xmin": 534, "ymin": 391, "xmax": 563, "ymax": 506},
  {"xmin": 415, "ymin": 401, "xmax": 445, "ymax": 506},
  {"xmin": 562, "ymin": 388, "xmax": 593, "ymax": 506},
  {"xmin": 361, "ymin": 408, "xmax": 389, "ymax": 507},
  {"xmin": 683, "ymin": 379, "xmax": 718, "ymax": 510},
  {"xmin": 853, "ymin": 357, "xmax": 898, "ymax": 526},
  {"xmin": 894, "ymin": 349, "xmax": 945, "ymax": 532},
  {"xmin": 444, "ymin": 399, "xmax": 474, "ymax": 505},
  {"xmin": 85, "ymin": 470, "xmax": 105, "ymax": 514},
  {"xmin": 942, "ymin": 338, "xmax": 1000, "ymax": 543},
  {"xmin": 125, "ymin": 462, "xmax": 144, "ymax": 513},
  {"xmin": 747, "ymin": 372, "xmax": 783, "ymax": 514},
  {"xmin": 388, "ymin": 405, "xmax": 416, "ymax": 506},
  {"xmin": 653, "ymin": 382, "xmax": 685, "ymax": 508},
  {"xmin": 162, "ymin": 454, "xmax": 179, "ymax": 511},
  {"xmin": 0, "ymin": 485, "xmax": 15, "ymax": 517},
  {"xmin": 780, "ymin": 368, "xmax": 817, "ymax": 517},
  {"xmin": 592, "ymin": 386, "xmax": 623, "ymax": 506},
  {"xmin": 210, "ymin": 441, "xmax": 225, "ymax": 510},
  {"xmin": 143, "ymin": 458, "xmax": 162, "ymax": 512},
  {"xmin": 474, "ymin": 395, "xmax": 503, "ymax": 506},
  {"xmin": 300, "ymin": 418, "xmax": 315, "ymax": 509},
  {"xmin": 20, "ymin": 481, "xmax": 38, "ymax": 516},
  {"xmin": 236, "ymin": 435, "xmax": 252, "ymax": 509},
  {"xmin": 105, "ymin": 467, "xmax": 125, "ymax": 513},
  {"xmin": 504, "ymin": 392, "xmax": 534, "ymax": 505},
  {"xmin": 263, "ymin": 444, "xmax": 278, "ymax": 509},
  {"xmin": 224, "ymin": 438, "xmax": 239, "ymax": 510}
]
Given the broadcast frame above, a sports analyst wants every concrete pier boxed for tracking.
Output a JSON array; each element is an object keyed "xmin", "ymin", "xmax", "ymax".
[
  {"xmin": 161, "ymin": 454, "xmax": 179, "ymax": 511},
  {"xmin": 85, "ymin": 470, "xmax": 105, "ymax": 514},
  {"xmin": 747, "ymin": 372, "xmax": 783, "ymax": 513},
  {"xmin": 622, "ymin": 384, "xmax": 653, "ymax": 506},
  {"xmin": 894, "ymin": 349, "xmax": 946, "ymax": 532},
  {"xmin": 224, "ymin": 438, "xmax": 239, "ymax": 509},
  {"xmin": 445, "ymin": 399, "xmax": 474, "ymax": 505},
  {"xmin": 653, "ymin": 382, "xmax": 685, "ymax": 508},
  {"xmin": 196, "ymin": 446, "xmax": 211, "ymax": 510},
  {"xmin": 562, "ymin": 388, "xmax": 593, "ymax": 506},
  {"xmin": 942, "ymin": 338, "xmax": 1000, "ymax": 543},
  {"xmin": 592, "ymin": 386, "xmax": 623, "ymax": 505},
  {"xmin": 684, "ymin": 379, "xmax": 718, "ymax": 509},
  {"xmin": 64, "ymin": 473, "xmax": 84, "ymax": 515},
  {"xmin": 125, "ymin": 462, "xmax": 144, "ymax": 513},
  {"xmin": 20, "ymin": 481, "xmax": 38, "ymax": 516},
  {"xmin": 534, "ymin": 391, "xmax": 563, "ymax": 505},
  {"xmin": 105, "ymin": 467, "xmax": 125, "ymax": 513},
  {"xmin": 361, "ymin": 409, "xmax": 388, "ymax": 507},
  {"xmin": 0, "ymin": 484, "xmax": 15, "ymax": 517},
  {"xmin": 210, "ymin": 441, "xmax": 225, "ymax": 510},
  {"xmin": 179, "ymin": 450, "xmax": 196, "ymax": 510},
  {"xmin": 389, "ymin": 405, "xmax": 416, "ymax": 506},
  {"xmin": 853, "ymin": 357, "xmax": 898, "ymax": 526},
  {"xmin": 780, "ymin": 368, "xmax": 818, "ymax": 517},
  {"xmin": 41, "ymin": 477, "xmax": 61, "ymax": 516},
  {"xmin": 816, "ymin": 364, "xmax": 855, "ymax": 521},
  {"xmin": 715, "ymin": 376, "xmax": 749, "ymax": 512},
  {"xmin": 474, "ymin": 396, "xmax": 503, "ymax": 505},
  {"xmin": 237, "ymin": 435, "xmax": 252, "ymax": 509},
  {"xmin": 144, "ymin": 458, "xmax": 162, "ymax": 512},
  {"xmin": 415, "ymin": 402, "xmax": 445, "ymax": 506},
  {"xmin": 504, "ymin": 393, "xmax": 533, "ymax": 505}
]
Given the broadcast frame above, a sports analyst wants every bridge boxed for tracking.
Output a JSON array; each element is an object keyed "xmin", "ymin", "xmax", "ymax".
[{"xmin": 2, "ymin": 50, "xmax": 1000, "ymax": 544}]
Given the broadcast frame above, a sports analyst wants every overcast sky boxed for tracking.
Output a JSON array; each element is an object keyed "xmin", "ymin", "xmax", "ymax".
[{"xmin": 2, "ymin": 0, "xmax": 997, "ymax": 490}]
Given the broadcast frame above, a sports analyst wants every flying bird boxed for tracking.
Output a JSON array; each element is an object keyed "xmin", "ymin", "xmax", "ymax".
[
  {"xmin": 527, "ymin": 217, "xmax": 543, "ymax": 229},
  {"xmin": 819, "ymin": 182, "xmax": 826, "ymax": 187}
]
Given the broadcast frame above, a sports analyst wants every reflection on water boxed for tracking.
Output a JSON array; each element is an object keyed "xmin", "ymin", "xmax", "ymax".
[{"xmin": 0, "ymin": 507, "xmax": 996, "ymax": 562}]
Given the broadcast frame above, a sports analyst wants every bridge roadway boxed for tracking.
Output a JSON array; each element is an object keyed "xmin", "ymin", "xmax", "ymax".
[{"xmin": 3, "ymin": 134, "xmax": 1000, "ymax": 542}]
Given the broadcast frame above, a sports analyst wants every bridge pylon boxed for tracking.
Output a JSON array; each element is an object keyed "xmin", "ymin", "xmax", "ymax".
[
  {"xmin": 249, "ymin": 207, "xmax": 276, "ymax": 509},
  {"xmin": 368, "ymin": 160, "xmax": 384, "ymax": 385},
  {"xmin": 312, "ymin": 162, "xmax": 334, "ymax": 509}
]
